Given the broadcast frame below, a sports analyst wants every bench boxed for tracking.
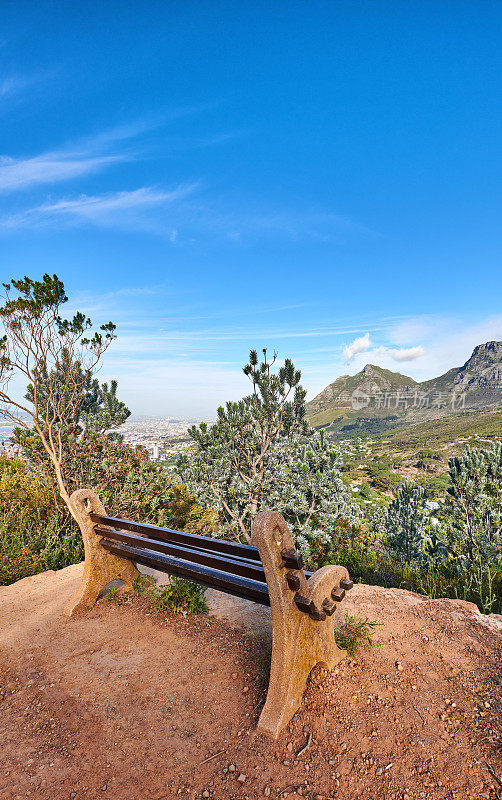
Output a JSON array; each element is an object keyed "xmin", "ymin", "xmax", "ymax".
[{"xmin": 65, "ymin": 488, "xmax": 353, "ymax": 739}]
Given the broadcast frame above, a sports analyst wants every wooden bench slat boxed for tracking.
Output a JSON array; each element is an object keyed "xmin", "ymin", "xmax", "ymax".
[
  {"xmin": 94, "ymin": 526, "xmax": 268, "ymax": 583},
  {"xmin": 90, "ymin": 512, "xmax": 261, "ymax": 562},
  {"xmin": 100, "ymin": 538, "xmax": 271, "ymax": 606}
]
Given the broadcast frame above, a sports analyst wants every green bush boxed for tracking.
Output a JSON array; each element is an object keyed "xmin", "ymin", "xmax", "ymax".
[
  {"xmin": 334, "ymin": 614, "xmax": 381, "ymax": 656},
  {"xmin": 0, "ymin": 457, "xmax": 84, "ymax": 585},
  {"xmin": 138, "ymin": 576, "xmax": 208, "ymax": 615},
  {"xmin": 0, "ymin": 436, "xmax": 214, "ymax": 586},
  {"xmin": 0, "ymin": 512, "xmax": 83, "ymax": 585}
]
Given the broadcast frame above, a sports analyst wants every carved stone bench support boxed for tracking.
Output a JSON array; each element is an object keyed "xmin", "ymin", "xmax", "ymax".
[
  {"xmin": 252, "ymin": 511, "xmax": 349, "ymax": 740},
  {"xmin": 64, "ymin": 489, "xmax": 140, "ymax": 617}
]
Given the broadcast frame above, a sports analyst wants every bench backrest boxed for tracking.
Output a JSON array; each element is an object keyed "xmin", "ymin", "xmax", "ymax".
[{"xmin": 89, "ymin": 512, "xmax": 326, "ymax": 613}]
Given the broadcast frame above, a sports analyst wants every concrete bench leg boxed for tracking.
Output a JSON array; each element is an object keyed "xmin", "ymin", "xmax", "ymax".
[
  {"xmin": 252, "ymin": 511, "xmax": 349, "ymax": 740},
  {"xmin": 64, "ymin": 489, "xmax": 140, "ymax": 617}
]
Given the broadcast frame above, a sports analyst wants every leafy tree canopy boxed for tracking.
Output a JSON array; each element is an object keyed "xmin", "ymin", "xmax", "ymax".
[
  {"xmin": 175, "ymin": 348, "xmax": 358, "ymax": 543},
  {"xmin": 0, "ymin": 273, "xmax": 121, "ymax": 516}
]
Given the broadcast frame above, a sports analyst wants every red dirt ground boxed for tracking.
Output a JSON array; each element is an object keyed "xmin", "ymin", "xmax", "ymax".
[{"xmin": 0, "ymin": 563, "xmax": 501, "ymax": 800}]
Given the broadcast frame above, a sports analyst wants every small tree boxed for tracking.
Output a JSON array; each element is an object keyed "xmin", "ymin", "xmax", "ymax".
[
  {"xmin": 444, "ymin": 443, "xmax": 502, "ymax": 565},
  {"xmin": 176, "ymin": 349, "xmax": 358, "ymax": 543},
  {"xmin": 0, "ymin": 274, "xmax": 118, "ymax": 522},
  {"xmin": 372, "ymin": 480, "xmax": 432, "ymax": 565}
]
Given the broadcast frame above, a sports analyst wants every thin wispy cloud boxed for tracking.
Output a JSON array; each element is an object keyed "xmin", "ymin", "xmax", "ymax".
[
  {"xmin": 38, "ymin": 185, "xmax": 195, "ymax": 220},
  {"xmin": 0, "ymin": 75, "xmax": 33, "ymax": 98},
  {"xmin": 0, "ymin": 105, "xmax": 233, "ymax": 195},
  {"xmin": 185, "ymin": 202, "xmax": 375, "ymax": 242},
  {"xmin": 0, "ymin": 117, "xmax": 166, "ymax": 194},
  {"xmin": 0, "ymin": 153, "xmax": 122, "ymax": 193},
  {"xmin": 0, "ymin": 184, "xmax": 198, "ymax": 231}
]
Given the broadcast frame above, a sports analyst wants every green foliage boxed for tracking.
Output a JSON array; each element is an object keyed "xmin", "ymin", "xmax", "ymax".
[
  {"xmin": 139, "ymin": 577, "xmax": 208, "ymax": 615},
  {"xmin": 394, "ymin": 561, "xmax": 502, "ymax": 615},
  {"xmin": 21, "ymin": 349, "xmax": 130, "ymax": 437},
  {"xmin": 176, "ymin": 348, "xmax": 310, "ymax": 541},
  {"xmin": 0, "ymin": 273, "xmax": 121, "ymax": 520},
  {"xmin": 167, "ymin": 483, "xmax": 218, "ymax": 535},
  {"xmin": 0, "ymin": 444, "xmax": 212, "ymax": 586},
  {"xmin": 0, "ymin": 455, "xmax": 84, "ymax": 584},
  {"xmin": 443, "ymin": 442, "xmax": 502, "ymax": 564},
  {"xmin": 175, "ymin": 348, "xmax": 358, "ymax": 543},
  {"xmin": 374, "ymin": 480, "xmax": 432, "ymax": 565},
  {"xmin": 0, "ymin": 511, "xmax": 83, "ymax": 585},
  {"xmin": 105, "ymin": 585, "xmax": 125, "ymax": 604},
  {"xmin": 0, "ymin": 457, "xmax": 53, "ymax": 523},
  {"xmin": 18, "ymin": 433, "xmax": 175, "ymax": 525},
  {"xmin": 358, "ymin": 482, "xmax": 372, "ymax": 499},
  {"xmin": 416, "ymin": 472, "xmax": 449, "ymax": 498},
  {"xmin": 296, "ymin": 518, "xmax": 380, "ymax": 583},
  {"xmin": 334, "ymin": 614, "xmax": 381, "ymax": 656},
  {"xmin": 371, "ymin": 446, "xmax": 502, "ymax": 613}
]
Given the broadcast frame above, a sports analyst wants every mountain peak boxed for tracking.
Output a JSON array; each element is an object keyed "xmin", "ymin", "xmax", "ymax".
[{"xmin": 306, "ymin": 339, "xmax": 502, "ymax": 422}]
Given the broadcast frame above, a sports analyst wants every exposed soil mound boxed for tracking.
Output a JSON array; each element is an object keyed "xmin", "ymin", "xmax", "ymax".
[{"xmin": 0, "ymin": 563, "xmax": 501, "ymax": 800}]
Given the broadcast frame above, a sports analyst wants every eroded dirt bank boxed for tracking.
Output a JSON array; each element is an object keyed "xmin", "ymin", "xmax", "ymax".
[{"xmin": 0, "ymin": 563, "xmax": 501, "ymax": 800}]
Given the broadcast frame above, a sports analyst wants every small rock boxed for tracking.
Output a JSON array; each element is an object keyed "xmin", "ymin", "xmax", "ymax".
[
  {"xmin": 203, "ymin": 791, "xmax": 210, "ymax": 798},
  {"xmin": 395, "ymin": 661, "xmax": 404, "ymax": 672},
  {"xmin": 376, "ymin": 767, "xmax": 382, "ymax": 776},
  {"xmin": 264, "ymin": 789, "xmax": 271, "ymax": 797},
  {"xmin": 237, "ymin": 774, "xmax": 246, "ymax": 783},
  {"xmin": 340, "ymin": 742, "xmax": 347, "ymax": 751},
  {"xmin": 328, "ymin": 759, "xmax": 336, "ymax": 765},
  {"xmin": 286, "ymin": 742, "xmax": 293, "ymax": 752},
  {"xmin": 228, "ymin": 764, "xmax": 236, "ymax": 772},
  {"xmin": 303, "ymin": 724, "xmax": 310, "ymax": 734},
  {"xmin": 243, "ymin": 686, "xmax": 249, "ymax": 693},
  {"xmin": 232, "ymin": 673, "xmax": 238, "ymax": 679},
  {"xmin": 283, "ymin": 760, "xmax": 291, "ymax": 766}
]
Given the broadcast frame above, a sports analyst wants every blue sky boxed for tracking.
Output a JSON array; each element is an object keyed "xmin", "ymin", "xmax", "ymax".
[{"xmin": 1, "ymin": 1, "xmax": 502, "ymax": 416}]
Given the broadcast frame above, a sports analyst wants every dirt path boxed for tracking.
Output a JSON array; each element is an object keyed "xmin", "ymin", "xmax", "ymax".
[{"xmin": 1, "ymin": 563, "xmax": 501, "ymax": 800}]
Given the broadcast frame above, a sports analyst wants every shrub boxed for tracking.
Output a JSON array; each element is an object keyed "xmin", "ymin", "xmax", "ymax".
[
  {"xmin": 296, "ymin": 518, "xmax": 382, "ymax": 583},
  {"xmin": 334, "ymin": 614, "xmax": 381, "ymax": 656},
  {"xmin": 137, "ymin": 576, "xmax": 208, "ymax": 615},
  {"xmin": 0, "ymin": 442, "xmax": 215, "ymax": 586},
  {"xmin": 0, "ymin": 457, "xmax": 54, "ymax": 523}
]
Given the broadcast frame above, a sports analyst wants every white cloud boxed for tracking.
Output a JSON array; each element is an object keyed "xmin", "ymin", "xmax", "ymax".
[
  {"xmin": 39, "ymin": 185, "xmax": 194, "ymax": 219},
  {"xmin": 0, "ymin": 184, "xmax": 198, "ymax": 231},
  {"xmin": 343, "ymin": 333, "xmax": 371, "ymax": 361},
  {"xmin": 0, "ymin": 153, "xmax": 122, "ymax": 192},
  {"xmin": 373, "ymin": 345, "xmax": 426, "ymax": 362},
  {"xmin": 0, "ymin": 119, "xmax": 158, "ymax": 193}
]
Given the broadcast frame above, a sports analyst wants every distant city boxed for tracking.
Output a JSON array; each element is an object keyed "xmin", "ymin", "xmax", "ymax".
[
  {"xmin": 0, "ymin": 416, "xmax": 208, "ymax": 461},
  {"xmin": 113, "ymin": 415, "xmax": 208, "ymax": 460}
]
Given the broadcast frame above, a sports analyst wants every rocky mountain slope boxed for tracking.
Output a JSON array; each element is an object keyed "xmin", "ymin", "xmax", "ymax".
[{"xmin": 307, "ymin": 340, "xmax": 502, "ymax": 434}]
